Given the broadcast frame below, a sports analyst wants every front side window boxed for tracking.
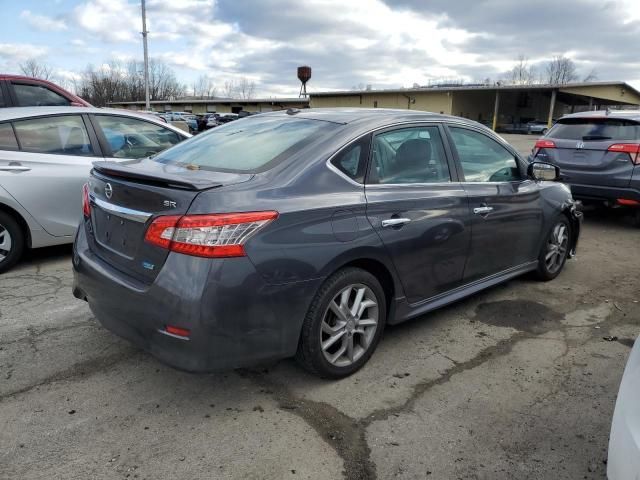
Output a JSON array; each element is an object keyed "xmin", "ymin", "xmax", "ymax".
[
  {"xmin": 0, "ymin": 123, "xmax": 18, "ymax": 150},
  {"xmin": 94, "ymin": 115, "xmax": 183, "ymax": 159},
  {"xmin": 13, "ymin": 83, "xmax": 70, "ymax": 107},
  {"xmin": 13, "ymin": 115, "xmax": 94, "ymax": 156},
  {"xmin": 153, "ymin": 116, "xmax": 338, "ymax": 172},
  {"xmin": 449, "ymin": 127, "xmax": 521, "ymax": 182},
  {"xmin": 369, "ymin": 126, "xmax": 451, "ymax": 184}
]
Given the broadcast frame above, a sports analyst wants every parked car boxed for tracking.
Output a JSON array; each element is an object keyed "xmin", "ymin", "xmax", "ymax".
[
  {"xmin": 527, "ymin": 120, "xmax": 550, "ymax": 135},
  {"xmin": 164, "ymin": 112, "xmax": 198, "ymax": 133},
  {"xmin": 608, "ymin": 335, "xmax": 639, "ymax": 479},
  {"xmin": 216, "ymin": 113, "xmax": 238, "ymax": 124},
  {"xmin": 72, "ymin": 108, "xmax": 581, "ymax": 378},
  {"xmin": 529, "ymin": 110, "xmax": 640, "ymax": 225},
  {"xmin": 0, "ymin": 74, "xmax": 90, "ymax": 107},
  {"xmin": 198, "ymin": 113, "xmax": 218, "ymax": 131},
  {"xmin": 0, "ymin": 106, "xmax": 190, "ymax": 272}
]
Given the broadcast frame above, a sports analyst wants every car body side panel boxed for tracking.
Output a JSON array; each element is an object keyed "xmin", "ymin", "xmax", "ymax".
[{"xmin": 0, "ymin": 149, "xmax": 96, "ymax": 237}]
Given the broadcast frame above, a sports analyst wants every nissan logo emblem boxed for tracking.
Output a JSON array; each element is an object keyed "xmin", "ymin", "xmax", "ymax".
[{"xmin": 104, "ymin": 183, "xmax": 113, "ymax": 199}]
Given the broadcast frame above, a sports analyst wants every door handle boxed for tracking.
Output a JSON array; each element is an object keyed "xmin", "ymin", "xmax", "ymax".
[
  {"xmin": 473, "ymin": 206, "xmax": 494, "ymax": 215},
  {"xmin": 0, "ymin": 165, "xmax": 31, "ymax": 172},
  {"xmin": 381, "ymin": 217, "xmax": 411, "ymax": 228}
]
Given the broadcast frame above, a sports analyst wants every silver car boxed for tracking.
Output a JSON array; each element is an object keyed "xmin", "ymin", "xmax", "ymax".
[
  {"xmin": 608, "ymin": 335, "xmax": 640, "ymax": 479},
  {"xmin": 0, "ymin": 106, "xmax": 190, "ymax": 272}
]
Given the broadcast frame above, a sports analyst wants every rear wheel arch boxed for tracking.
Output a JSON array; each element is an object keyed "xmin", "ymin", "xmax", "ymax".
[
  {"xmin": 0, "ymin": 202, "xmax": 31, "ymax": 248},
  {"xmin": 326, "ymin": 257, "xmax": 397, "ymax": 322}
]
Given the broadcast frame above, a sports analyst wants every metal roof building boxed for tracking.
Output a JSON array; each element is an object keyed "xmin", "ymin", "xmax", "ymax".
[
  {"xmin": 108, "ymin": 97, "xmax": 309, "ymax": 114},
  {"xmin": 309, "ymin": 81, "xmax": 640, "ymax": 131}
]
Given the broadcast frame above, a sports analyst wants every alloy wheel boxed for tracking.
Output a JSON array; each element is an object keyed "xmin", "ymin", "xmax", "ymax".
[
  {"xmin": 320, "ymin": 283, "xmax": 379, "ymax": 367},
  {"xmin": 0, "ymin": 223, "xmax": 12, "ymax": 262},
  {"xmin": 544, "ymin": 222, "xmax": 568, "ymax": 274}
]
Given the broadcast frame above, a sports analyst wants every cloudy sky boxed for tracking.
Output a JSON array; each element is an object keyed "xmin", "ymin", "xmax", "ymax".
[{"xmin": 1, "ymin": 0, "xmax": 639, "ymax": 97}]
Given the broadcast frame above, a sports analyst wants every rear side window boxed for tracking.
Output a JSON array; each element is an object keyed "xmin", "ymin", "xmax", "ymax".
[
  {"xmin": 13, "ymin": 83, "xmax": 70, "ymax": 107},
  {"xmin": 0, "ymin": 85, "xmax": 6, "ymax": 108},
  {"xmin": 13, "ymin": 115, "xmax": 94, "ymax": 156},
  {"xmin": 0, "ymin": 124, "xmax": 18, "ymax": 150},
  {"xmin": 153, "ymin": 116, "xmax": 338, "ymax": 172},
  {"xmin": 330, "ymin": 135, "xmax": 370, "ymax": 183},
  {"xmin": 548, "ymin": 118, "xmax": 640, "ymax": 141},
  {"xmin": 94, "ymin": 115, "xmax": 183, "ymax": 159}
]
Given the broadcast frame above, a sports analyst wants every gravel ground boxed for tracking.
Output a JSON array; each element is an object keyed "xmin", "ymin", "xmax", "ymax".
[{"xmin": 1, "ymin": 134, "xmax": 638, "ymax": 479}]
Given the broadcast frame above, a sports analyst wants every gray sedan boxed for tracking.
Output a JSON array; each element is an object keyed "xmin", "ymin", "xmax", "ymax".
[{"xmin": 0, "ymin": 107, "xmax": 190, "ymax": 272}]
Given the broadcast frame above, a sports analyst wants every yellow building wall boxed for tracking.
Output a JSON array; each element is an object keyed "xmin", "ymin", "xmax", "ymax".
[
  {"xmin": 310, "ymin": 91, "xmax": 452, "ymax": 113},
  {"xmin": 560, "ymin": 85, "xmax": 640, "ymax": 105}
]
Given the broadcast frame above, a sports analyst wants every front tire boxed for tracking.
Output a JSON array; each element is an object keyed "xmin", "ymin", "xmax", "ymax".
[
  {"xmin": 0, "ymin": 211, "xmax": 24, "ymax": 273},
  {"xmin": 535, "ymin": 217, "xmax": 570, "ymax": 281},
  {"xmin": 295, "ymin": 267, "xmax": 386, "ymax": 378}
]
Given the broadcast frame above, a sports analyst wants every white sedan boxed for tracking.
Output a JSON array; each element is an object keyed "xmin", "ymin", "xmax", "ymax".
[
  {"xmin": 0, "ymin": 106, "xmax": 190, "ymax": 272},
  {"xmin": 608, "ymin": 335, "xmax": 640, "ymax": 479}
]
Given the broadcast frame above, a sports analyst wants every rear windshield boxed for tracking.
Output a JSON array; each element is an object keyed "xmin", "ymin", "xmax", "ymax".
[
  {"xmin": 548, "ymin": 118, "xmax": 640, "ymax": 141},
  {"xmin": 153, "ymin": 116, "xmax": 338, "ymax": 172}
]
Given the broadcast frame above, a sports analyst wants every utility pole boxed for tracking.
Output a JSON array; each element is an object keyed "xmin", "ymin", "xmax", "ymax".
[{"xmin": 141, "ymin": 0, "xmax": 150, "ymax": 110}]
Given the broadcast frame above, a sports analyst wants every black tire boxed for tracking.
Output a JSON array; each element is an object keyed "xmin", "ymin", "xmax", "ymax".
[
  {"xmin": 535, "ymin": 216, "xmax": 571, "ymax": 281},
  {"xmin": 295, "ymin": 267, "xmax": 387, "ymax": 379},
  {"xmin": 0, "ymin": 211, "xmax": 25, "ymax": 274}
]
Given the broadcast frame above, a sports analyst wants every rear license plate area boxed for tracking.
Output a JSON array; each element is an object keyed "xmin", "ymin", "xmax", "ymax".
[{"xmin": 93, "ymin": 207, "xmax": 144, "ymax": 258}]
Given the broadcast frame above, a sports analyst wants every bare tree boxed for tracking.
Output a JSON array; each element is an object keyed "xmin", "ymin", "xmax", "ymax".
[
  {"xmin": 19, "ymin": 58, "xmax": 54, "ymax": 80},
  {"xmin": 582, "ymin": 68, "xmax": 598, "ymax": 82},
  {"xmin": 192, "ymin": 75, "xmax": 216, "ymax": 98},
  {"xmin": 507, "ymin": 55, "xmax": 536, "ymax": 85},
  {"xmin": 546, "ymin": 55, "xmax": 578, "ymax": 84},
  {"xmin": 75, "ymin": 58, "xmax": 185, "ymax": 107},
  {"xmin": 221, "ymin": 78, "xmax": 257, "ymax": 99},
  {"xmin": 236, "ymin": 77, "xmax": 256, "ymax": 99}
]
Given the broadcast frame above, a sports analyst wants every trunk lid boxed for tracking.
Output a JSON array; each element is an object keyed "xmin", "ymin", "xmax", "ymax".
[{"xmin": 86, "ymin": 160, "xmax": 252, "ymax": 283}]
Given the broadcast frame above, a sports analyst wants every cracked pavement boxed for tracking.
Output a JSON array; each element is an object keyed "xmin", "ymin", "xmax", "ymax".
[{"xmin": 1, "ymin": 136, "xmax": 639, "ymax": 479}]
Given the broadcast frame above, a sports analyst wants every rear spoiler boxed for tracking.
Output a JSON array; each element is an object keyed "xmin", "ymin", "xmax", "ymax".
[{"xmin": 92, "ymin": 161, "xmax": 223, "ymax": 191}]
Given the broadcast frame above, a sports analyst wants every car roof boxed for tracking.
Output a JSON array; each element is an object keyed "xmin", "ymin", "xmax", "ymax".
[
  {"xmin": 0, "ymin": 106, "xmax": 191, "ymax": 135},
  {"xmin": 558, "ymin": 110, "xmax": 640, "ymax": 122},
  {"xmin": 258, "ymin": 107, "xmax": 483, "ymax": 129}
]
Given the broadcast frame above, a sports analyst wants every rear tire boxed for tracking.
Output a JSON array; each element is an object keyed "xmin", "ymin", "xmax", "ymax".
[
  {"xmin": 535, "ymin": 216, "xmax": 570, "ymax": 281},
  {"xmin": 0, "ymin": 211, "xmax": 24, "ymax": 274},
  {"xmin": 295, "ymin": 267, "xmax": 386, "ymax": 379}
]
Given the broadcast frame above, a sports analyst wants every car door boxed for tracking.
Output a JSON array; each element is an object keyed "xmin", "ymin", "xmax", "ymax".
[
  {"xmin": 445, "ymin": 124, "xmax": 543, "ymax": 282},
  {"xmin": 0, "ymin": 114, "xmax": 100, "ymax": 237},
  {"xmin": 365, "ymin": 124, "xmax": 471, "ymax": 304},
  {"xmin": 89, "ymin": 114, "xmax": 186, "ymax": 161}
]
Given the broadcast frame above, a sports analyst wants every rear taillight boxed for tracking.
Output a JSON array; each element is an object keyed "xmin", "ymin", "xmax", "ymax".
[
  {"xmin": 608, "ymin": 143, "xmax": 640, "ymax": 165},
  {"xmin": 532, "ymin": 139, "xmax": 556, "ymax": 157},
  {"xmin": 144, "ymin": 211, "xmax": 278, "ymax": 258},
  {"xmin": 534, "ymin": 139, "xmax": 556, "ymax": 149},
  {"xmin": 82, "ymin": 183, "xmax": 91, "ymax": 217}
]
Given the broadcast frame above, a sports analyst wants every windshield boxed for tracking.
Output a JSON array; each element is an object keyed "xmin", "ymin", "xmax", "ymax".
[
  {"xmin": 548, "ymin": 118, "xmax": 640, "ymax": 141},
  {"xmin": 153, "ymin": 115, "xmax": 338, "ymax": 172}
]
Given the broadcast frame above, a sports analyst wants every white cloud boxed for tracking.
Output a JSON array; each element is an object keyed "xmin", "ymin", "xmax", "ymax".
[
  {"xmin": 74, "ymin": 0, "xmax": 140, "ymax": 42},
  {"xmin": 0, "ymin": 43, "xmax": 49, "ymax": 60},
  {"xmin": 20, "ymin": 10, "xmax": 68, "ymax": 31}
]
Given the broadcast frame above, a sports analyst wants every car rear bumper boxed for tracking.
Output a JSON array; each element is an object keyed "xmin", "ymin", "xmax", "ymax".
[
  {"xmin": 568, "ymin": 183, "xmax": 640, "ymax": 205},
  {"xmin": 72, "ymin": 227, "xmax": 320, "ymax": 372}
]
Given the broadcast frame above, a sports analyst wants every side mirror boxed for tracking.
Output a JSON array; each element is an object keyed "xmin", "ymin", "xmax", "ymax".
[{"xmin": 528, "ymin": 161, "xmax": 560, "ymax": 181}]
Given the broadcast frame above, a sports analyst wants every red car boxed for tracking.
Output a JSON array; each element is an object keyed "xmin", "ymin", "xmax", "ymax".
[{"xmin": 0, "ymin": 74, "xmax": 91, "ymax": 108}]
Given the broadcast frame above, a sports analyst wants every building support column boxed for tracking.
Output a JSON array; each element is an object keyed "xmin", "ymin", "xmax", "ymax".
[
  {"xmin": 492, "ymin": 90, "xmax": 500, "ymax": 131},
  {"xmin": 588, "ymin": 97, "xmax": 594, "ymax": 110},
  {"xmin": 547, "ymin": 90, "xmax": 557, "ymax": 129}
]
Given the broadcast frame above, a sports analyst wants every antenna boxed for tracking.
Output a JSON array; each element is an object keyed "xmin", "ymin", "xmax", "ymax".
[{"xmin": 297, "ymin": 66, "xmax": 311, "ymax": 98}]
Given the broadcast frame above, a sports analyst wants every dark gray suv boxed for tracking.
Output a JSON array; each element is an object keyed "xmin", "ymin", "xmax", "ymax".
[
  {"xmin": 73, "ymin": 108, "xmax": 582, "ymax": 378},
  {"xmin": 530, "ymin": 110, "xmax": 640, "ymax": 224}
]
